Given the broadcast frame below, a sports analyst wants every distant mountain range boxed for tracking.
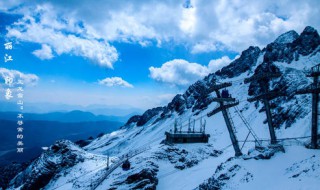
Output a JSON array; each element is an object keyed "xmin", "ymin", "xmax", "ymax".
[
  {"xmin": 0, "ymin": 110, "xmax": 137, "ymax": 123},
  {"xmin": 0, "ymin": 110, "xmax": 125, "ymax": 166},
  {"xmin": 0, "ymin": 101, "xmax": 143, "ymax": 117}
]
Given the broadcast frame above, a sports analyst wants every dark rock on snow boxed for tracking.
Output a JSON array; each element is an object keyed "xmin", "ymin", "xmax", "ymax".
[
  {"xmin": 9, "ymin": 140, "xmax": 85, "ymax": 190},
  {"xmin": 216, "ymin": 46, "xmax": 261, "ymax": 78}
]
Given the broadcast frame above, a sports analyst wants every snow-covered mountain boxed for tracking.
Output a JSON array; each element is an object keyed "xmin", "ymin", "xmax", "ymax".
[{"xmin": 5, "ymin": 26, "xmax": 320, "ymax": 190}]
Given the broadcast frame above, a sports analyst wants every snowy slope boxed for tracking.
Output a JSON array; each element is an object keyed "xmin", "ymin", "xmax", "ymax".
[
  {"xmin": 197, "ymin": 146, "xmax": 320, "ymax": 190},
  {"xmin": 7, "ymin": 26, "xmax": 320, "ymax": 190}
]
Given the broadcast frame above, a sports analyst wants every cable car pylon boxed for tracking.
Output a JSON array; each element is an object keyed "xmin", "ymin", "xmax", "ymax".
[{"xmin": 207, "ymin": 82, "xmax": 242, "ymax": 157}]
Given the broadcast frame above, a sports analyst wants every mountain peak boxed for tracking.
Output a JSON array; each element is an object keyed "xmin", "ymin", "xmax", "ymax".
[
  {"xmin": 9, "ymin": 140, "xmax": 86, "ymax": 190},
  {"xmin": 215, "ymin": 46, "xmax": 261, "ymax": 78},
  {"xmin": 303, "ymin": 26, "xmax": 317, "ymax": 33},
  {"xmin": 274, "ymin": 30, "xmax": 299, "ymax": 44},
  {"xmin": 293, "ymin": 26, "xmax": 320, "ymax": 56}
]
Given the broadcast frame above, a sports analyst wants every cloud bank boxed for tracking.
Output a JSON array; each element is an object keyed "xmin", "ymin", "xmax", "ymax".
[
  {"xmin": 2, "ymin": 0, "xmax": 319, "ymax": 60},
  {"xmin": 6, "ymin": 4, "xmax": 118, "ymax": 68}
]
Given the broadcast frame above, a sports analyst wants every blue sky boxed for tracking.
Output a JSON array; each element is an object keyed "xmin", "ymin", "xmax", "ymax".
[{"xmin": 0, "ymin": 0, "xmax": 319, "ymax": 112}]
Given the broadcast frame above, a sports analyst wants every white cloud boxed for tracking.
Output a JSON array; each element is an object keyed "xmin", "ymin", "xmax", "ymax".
[
  {"xmin": 32, "ymin": 44, "xmax": 54, "ymax": 60},
  {"xmin": 6, "ymin": 4, "xmax": 118, "ymax": 68},
  {"xmin": 192, "ymin": 0, "xmax": 320, "ymax": 52},
  {"xmin": 149, "ymin": 59, "xmax": 210, "ymax": 86},
  {"xmin": 149, "ymin": 56, "xmax": 236, "ymax": 86},
  {"xmin": 98, "ymin": 77, "xmax": 133, "ymax": 88},
  {"xmin": 208, "ymin": 56, "xmax": 232, "ymax": 73},
  {"xmin": 0, "ymin": 67, "xmax": 39, "ymax": 87},
  {"xmin": 179, "ymin": 5, "xmax": 196, "ymax": 36}
]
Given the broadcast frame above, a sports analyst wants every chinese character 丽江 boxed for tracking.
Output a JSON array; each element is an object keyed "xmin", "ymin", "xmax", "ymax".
[
  {"xmin": 17, "ymin": 147, "xmax": 24, "ymax": 153},
  {"xmin": 4, "ymin": 54, "xmax": 13, "ymax": 62},
  {"xmin": 5, "ymin": 88, "xmax": 13, "ymax": 100},
  {"xmin": 17, "ymin": 120, "xmax": 23, "ymax": 126},
  {"xmin": 4, "ymin": 42, "xmax": 12, "ymax": 50},
  {"xmin": 17, "ymin": 113, "xmax": 23, "ymax": 119},
  {"xmin": 17, "ymin": 127, "xmax": 23, "ymax": 132},
  {"xmin": 17, "ymin": 141, "xmax": 24, "ymax": 146},
  {"xmin": 4, "ymin": 76, "xmax": 13, "ymax": 86}
]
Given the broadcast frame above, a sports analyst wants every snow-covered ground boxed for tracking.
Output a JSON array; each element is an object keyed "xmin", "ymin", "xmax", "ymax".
[{"xmin": 196, "ymin": 146, "xmax": 320, "ymax": 190}]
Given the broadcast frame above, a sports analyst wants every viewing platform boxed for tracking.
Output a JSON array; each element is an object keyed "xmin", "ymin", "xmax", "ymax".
[{"xmin": 165, "ymin": 131, "xmax": 210, "ymax": 143}]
